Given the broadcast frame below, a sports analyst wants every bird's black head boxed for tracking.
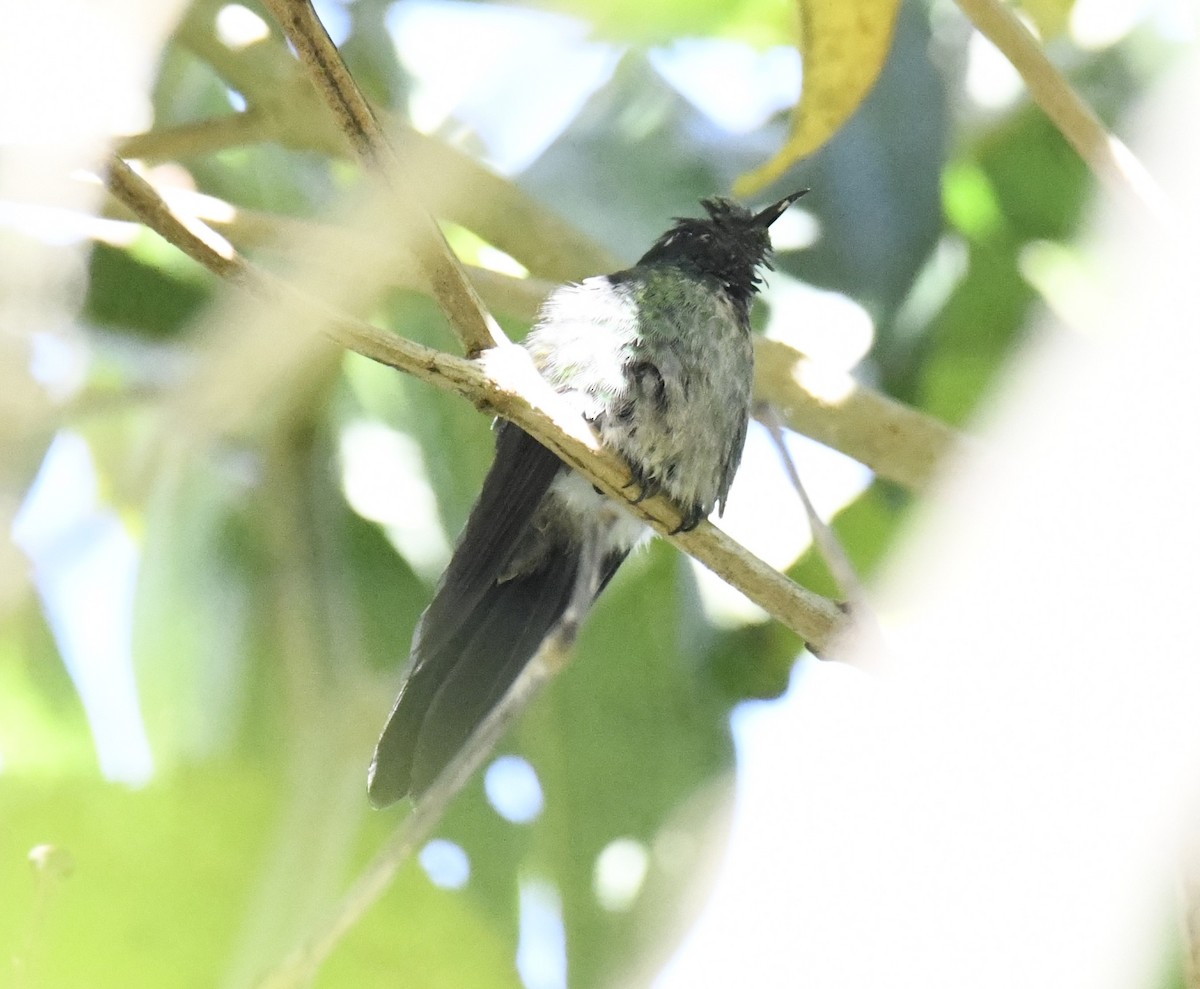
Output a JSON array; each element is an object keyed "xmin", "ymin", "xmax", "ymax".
[{"xmin": 636, "ymin": 191, "xmax": 807, "ymax": 310}]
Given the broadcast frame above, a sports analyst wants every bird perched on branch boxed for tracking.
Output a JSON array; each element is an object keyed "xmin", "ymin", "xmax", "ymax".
[{"xmin": 367, "ymin": 191, "xmax": 806, "ymax": 807}]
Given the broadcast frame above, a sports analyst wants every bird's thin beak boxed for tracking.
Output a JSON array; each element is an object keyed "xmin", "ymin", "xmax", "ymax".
[{"xmin": 753, "ymin": 189, "xmax": 808, "ymax": 227}]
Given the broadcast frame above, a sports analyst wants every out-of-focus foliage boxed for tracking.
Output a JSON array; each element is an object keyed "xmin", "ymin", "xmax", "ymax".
[
  {"xmin": 0, "ymin": 0, "xmax": 1183, "ymax": 986},
  {"xmin": 534, "ymin": 0, "xmax": 797, "ymax": 45}
]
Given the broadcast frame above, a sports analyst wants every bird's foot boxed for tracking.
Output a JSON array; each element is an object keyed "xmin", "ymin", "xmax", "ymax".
[
  {"xmin": 624, "ymin": 462, "xmax": 663, "ymax": 504},
  {"xmin": 668, "ymin": 504, "xmax": 706, "ymax": 535}
]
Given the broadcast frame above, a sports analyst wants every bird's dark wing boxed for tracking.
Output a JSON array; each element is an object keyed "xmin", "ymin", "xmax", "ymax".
[
  {"xmin": 367, "ymin": 423, "xmax": 564, "ymax": 806},
  {"xmin": 716, "ymin": 408, "xmax": 749, "ymax": 515}
]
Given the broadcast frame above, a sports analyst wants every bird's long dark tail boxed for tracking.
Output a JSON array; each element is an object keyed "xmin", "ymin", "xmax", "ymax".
[{"xmin": 367, "ymin": 424, "xmax": 623, "ymax": 806}]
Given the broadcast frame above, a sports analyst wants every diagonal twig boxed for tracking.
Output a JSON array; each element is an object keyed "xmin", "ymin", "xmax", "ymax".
[
  {"xmin": 759, "ymin": 406, "xmax": 887, "ymax": 664},
  {"xmin": 107, "ymin": 157, "xmax": 243, "ymax": 280},
  {"xmin": 761, "ymin": 406, "xmax": 866, "ymax": 608}
]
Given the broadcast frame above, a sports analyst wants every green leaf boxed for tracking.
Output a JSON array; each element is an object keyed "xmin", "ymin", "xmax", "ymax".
[{"xmin": 85, "ymin": 240, "xmax": 212, "ymax": 339}]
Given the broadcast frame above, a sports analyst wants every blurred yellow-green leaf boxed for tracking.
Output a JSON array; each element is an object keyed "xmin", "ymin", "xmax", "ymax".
[{"xmin": 735, "ymin": 0, "xmax": 902, "ymax": 195}]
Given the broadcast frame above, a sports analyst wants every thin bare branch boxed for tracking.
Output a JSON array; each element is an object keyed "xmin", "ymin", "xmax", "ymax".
[
  {"xmin": 257, "ymin": 0, "xmax": 386, "ymax": 166},
  {"xmin": 761, "ymin": 406, "xmax": 865, "ymax": 604},
  {"xmin": 759, "ymin": 406, "xmax": 885, "ymax": 664},
  {"xmin": 106, "ymin": 157, "xmax": 242, "ymax": 280}
]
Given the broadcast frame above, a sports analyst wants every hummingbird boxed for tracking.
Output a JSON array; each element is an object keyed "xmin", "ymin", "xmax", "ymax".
[{"xmin": 367, "ymin": 191, "xmax": 806, "ymax": 807}]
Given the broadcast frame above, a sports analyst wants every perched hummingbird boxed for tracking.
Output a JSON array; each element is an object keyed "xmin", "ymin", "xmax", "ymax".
[{"xmin": 367, "ymin": 191, "xmax": 806, "ymax": 807}]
